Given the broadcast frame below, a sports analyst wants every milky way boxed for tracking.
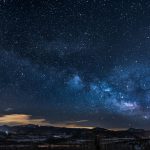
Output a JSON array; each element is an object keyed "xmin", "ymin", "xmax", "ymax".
[{"xmin": 0, "ymin": 0, "xmax": 150, "ymax": 129}]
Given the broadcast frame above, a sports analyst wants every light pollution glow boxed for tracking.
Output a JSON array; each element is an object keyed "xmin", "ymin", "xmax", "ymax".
[
  {"xmin": 0, "ymin": 114, "xmax": 94, "ymax": 129},
  {"xmin": 0, "ymin": 114, "xmax": 50, "ymax": 126}
]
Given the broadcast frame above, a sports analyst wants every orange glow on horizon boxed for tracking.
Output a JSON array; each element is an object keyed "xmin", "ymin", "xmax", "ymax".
[
  {"xmin": 0, "ymin": 114, "xmax": 49, "ymax": 126},
  {"xmin": 0, "ymin": 114, "xmax": 127, "ymax": 130},
  {"xmin": 0, "ymin": 114, "xmax": 94, "ymax": 129}
]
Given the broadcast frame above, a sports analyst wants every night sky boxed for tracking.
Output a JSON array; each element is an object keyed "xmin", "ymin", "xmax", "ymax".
[{"xmin": 0, "ymin": 0, "xmax": 150, "ymax": 129}]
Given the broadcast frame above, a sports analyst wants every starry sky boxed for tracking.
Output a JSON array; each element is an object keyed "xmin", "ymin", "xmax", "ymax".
[{"xmin": 0, "ymin": 0, "xmax": 150, "ymax": 129}]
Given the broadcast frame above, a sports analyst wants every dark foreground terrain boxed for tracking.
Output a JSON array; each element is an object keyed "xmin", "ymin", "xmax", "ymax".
[{"xmin": 0, "ymin": 125, "xmax": 150, "ymax": 150}]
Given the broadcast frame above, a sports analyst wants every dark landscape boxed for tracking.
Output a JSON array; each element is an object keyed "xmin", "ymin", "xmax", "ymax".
[{"xmin": 0, "ymin": 125, "xmax": 149, "ymax": 150}]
